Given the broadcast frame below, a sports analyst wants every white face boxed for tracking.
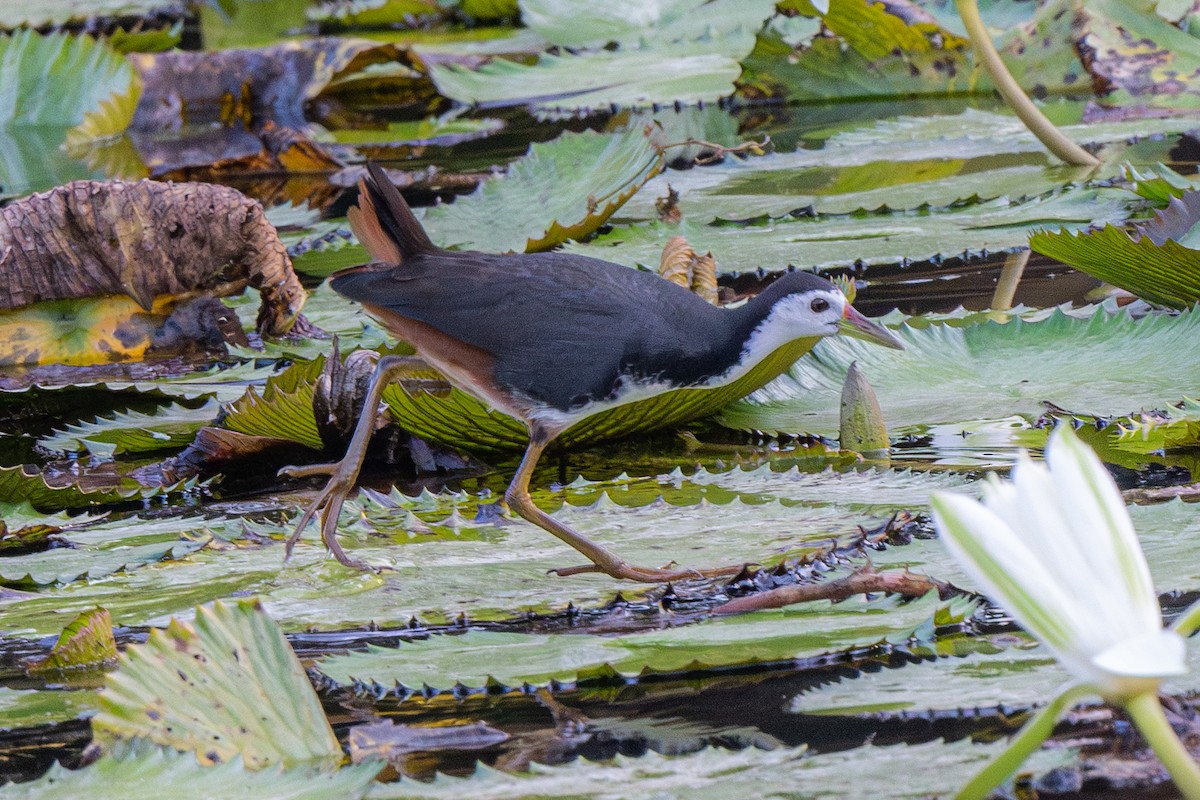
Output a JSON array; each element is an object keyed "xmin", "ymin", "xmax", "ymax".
[
  {"xmin": 736, "ymin": 288, "xmax": 847, "ymax": 369},
  {"xmin": 766, "ymin": 288, "xmax": 847, "ymax": 338}
]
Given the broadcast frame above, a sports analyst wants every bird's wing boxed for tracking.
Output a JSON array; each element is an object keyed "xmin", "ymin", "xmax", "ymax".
[{"xmin": 331, "ymin": 250, "xmax": 729, "ymax": 412}]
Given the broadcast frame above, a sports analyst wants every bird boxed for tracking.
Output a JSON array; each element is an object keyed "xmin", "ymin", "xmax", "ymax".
[{"xmin": 282, "ymin": 163, "xmax": 904, "ymax": 582}]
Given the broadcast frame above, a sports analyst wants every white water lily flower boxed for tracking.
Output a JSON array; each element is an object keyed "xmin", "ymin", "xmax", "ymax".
[{"xmin": 931, "ymin": 425, "xmax": 1186, "ymax": 701}]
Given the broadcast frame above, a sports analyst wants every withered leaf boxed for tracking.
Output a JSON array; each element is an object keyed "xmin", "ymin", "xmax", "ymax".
[
  {"xmin": 128, "ymin": 38, "xmax": 413, "ymax": 132},
  {"xmin": 0, "ymin": 179, "xmax": 306, "ymax": 337}
]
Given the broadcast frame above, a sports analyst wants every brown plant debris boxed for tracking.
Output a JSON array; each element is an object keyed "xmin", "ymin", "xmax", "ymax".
[
  {"xmin": 128, "ymin": 38, "xmax": 416, "ymax": 132},
  {"xmin": 0, "ymin": 179, "xmax": 306, "ymax": 338},
  {"xmin": 713, "ymin": 566, "xmax": 949, "ymax": 614},
  {"xmin": 658, "ymin": 236, "xmax": 718, "ymax": 304}
]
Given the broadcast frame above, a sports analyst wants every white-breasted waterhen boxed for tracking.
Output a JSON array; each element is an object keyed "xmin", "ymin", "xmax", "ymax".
[{"xmin": 283, "ymin": 163, "xmax": 904, "ymax": 581}]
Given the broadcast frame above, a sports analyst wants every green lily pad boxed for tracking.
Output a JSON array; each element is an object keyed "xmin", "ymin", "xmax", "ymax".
[
  {"xmin": 1030, "ymin": 189, "xmax": 1200, "ymax": 310},
  {"xmin": 0, "ymin": 30, "xmax": 137, "ymax": 135},
  {"xmin": 519, "ymin": 0, "xmax": 771, "ymax": 50},
  {"xmin": 364, "ymin": 738, "xmax": 1073, "ymax": 800},
  {"xmin": 93, "ymin": 598, "xmax": 349, "ymax": 770},
  {"xmin": 740, "ymin": 1, "xmax": 976, "ymax": 102},
  {"xmin": 720, "ymin": 305, "xmax": 1200, "ymax": 436},
  {"xmin": 1112, "ymin": 398, "xmax": 1200, "ymax": 454},
  {"xmin": 0, "ymin": 536, "xmax": 207, "ymax": 587},
  {"xmin": 0, "ymin": 741, "xmax": 381, "ymax": 800},
  {"xmin": 222, "ymin": 357, "xmax": 326, "ymax": 451},
  {"xmin": 0, "ymin": 464, "xmax": 199, "ymax": 511},
  {"xmin": 0, "ymin": 0, "xmax": 174, "ymax": 29},
  {"xmin": 572, "ymin": 187, "xmax": 1129, "ymax": 273},
  {"xmin": 422, "ymin": 125, "xmax": 665, "ymax": 253},
  {"xmin": 40, "ymin": 400, "xmax": 221, "ymax": 457},
  {"xmin": 791, "ymin": 633, "xmax": 1064, "ymax": 715},
  {"xmin": 313, "ymin": 592, "xmax": 948, "ymax": 691},
  {"xmin": 427, "ymin": 0, "xmax": 774, "ymax": 112},
  {"xmin": 0, "ymin": 686, "xmax": 97, "ymax": 732},
  {"xmin": 0, "ymin": 467, "xmax": 963, "ymax": 634}
]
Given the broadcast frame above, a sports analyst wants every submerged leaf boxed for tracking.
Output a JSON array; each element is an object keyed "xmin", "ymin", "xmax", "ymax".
[{"xmin": 92, "ymin": 598, "xmax": 347, "ymax": 771}]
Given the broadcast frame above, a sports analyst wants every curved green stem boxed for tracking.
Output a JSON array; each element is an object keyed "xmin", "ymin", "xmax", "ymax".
[
  {"xmin": 1171, "ymin": 597, "xmax": 1200, "ymax": 637},
  {"xmin": 1125, "ymin": 692, "xmax": 1200, "ymax": 800},
  {"xmin": 953, "ymin": 0, "xmax": 1099, "ymax": 167},
  {"xmin": 956, "ymin": 683, "xmax": 1092, "ymax": 800}
]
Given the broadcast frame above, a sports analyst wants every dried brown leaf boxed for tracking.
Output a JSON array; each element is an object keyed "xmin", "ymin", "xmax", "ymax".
[{"xmin": 0, "ymin": 179, "xmax": 305, "ymax": 337}]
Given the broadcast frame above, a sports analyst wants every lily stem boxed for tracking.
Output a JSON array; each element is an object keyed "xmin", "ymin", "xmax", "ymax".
[
  {"xmin": 1125, "ymin": 692, "xmax": 1200, "ymax": 800},
  {"xmin": 1172, "ymin": 596, "xmax": 1200, "ymax": 637},
  {"xmin": 955, "ymin": 684, "xmax": 1091, "ymax": 800},
  {"xmin": 953, "ymin": 0, "xmax": 1099, "ymax": 167}
]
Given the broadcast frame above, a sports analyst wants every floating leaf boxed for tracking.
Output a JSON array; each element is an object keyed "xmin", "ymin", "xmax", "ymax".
[
  {"xmin": 222, "ymin": 357, "xmax": 325, "ymax": 451},
  {"xmin": 364, "ymin": 739, "xmax": 1073, "ymax": 800},
  {"xmin": 422, "ymin": 126, "xmax": 665, "ymax": 253},
  {"xmin": 0, "ymin": 465, "xmax": 198, "ymax": 511},
  {"xmin": 1112, "ymin": 398, "xmax": 1200, "ymax": 454},
  {"xmin": 313, "ymin": 593, "xmax": 946, "ymax": 691},
  {"xmin": 308, "ymin": 0, "xmax": 438, "ymax": 25},
  {"xmin": 519, "ymin": 0, "xmax": 770, "ymax": 50},
  {"xmin": 0, "ymin": 686, "xmax": 97, "ymax": 733},
  {"xmin": 0, "ymin": 741, "xmax": 380, "ymax": 800},
  {"xmin": 1124, "ymin": 163, "xmax": 1197, "ymax": 203},
  {"xmin": 0, "ymin": 467, "xmax": 964, "ymax": 635},
  {"xmin": 26, "ymin": 608, "xmax": 117, "ymax": 673},
  {"xmin": 427, "ymin": 0, "xmax": 774, "ymax": 111},
  {"xmin": 721, "ymin": 306, "xmax": 1200, "ymax": 436},
  {"xmin": 741, "ymin": 1, "xmax": 974, "ymax": 102},
  {"xmin": 41, "ymin": 400, "xmax": 221, "ymax": 457},
  {"xmin": 0, "ymin": 537, "xmax": 206, "ymax": 587},
  {"xmin": 1030, "ymin": 190, "xmax": 1200, "ymax": 309},
  {"xmin": 575, "ymin": 187, "xmax": 1130, "ymax": 273},
  {"xmin": 93, "ymin": 598, "xmax": 349, "ymax": 771},
  {"xmin": 0, "ymin": 1, "xmax": 175, "ymax": 28},
  {"xmin": 0, "ymin": 31, "xmax": 137, "ymax": 130}
]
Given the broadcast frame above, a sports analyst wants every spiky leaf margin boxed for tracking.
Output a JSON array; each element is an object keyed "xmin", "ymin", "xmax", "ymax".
[
  {"xmin": 1030, "ymin": 190, "xmax": 1200, "ymax": 309},
  {"xmin": 93, "ymin": 598, "xmax": 348, "ymax": 771},
  {"xmin": 421, "ymin": 126, "xmax": 665, "ymax": 253}
]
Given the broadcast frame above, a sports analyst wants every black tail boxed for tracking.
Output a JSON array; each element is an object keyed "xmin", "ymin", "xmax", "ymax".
[{"xmin": 348, "ymin": 162, "xmax": 439, "ymax": 264}]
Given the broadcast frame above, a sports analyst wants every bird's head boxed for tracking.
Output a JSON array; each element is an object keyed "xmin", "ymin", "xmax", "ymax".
[{"xmin": 752, "ymin": 272, "xmax": 904, "ymax": 350}]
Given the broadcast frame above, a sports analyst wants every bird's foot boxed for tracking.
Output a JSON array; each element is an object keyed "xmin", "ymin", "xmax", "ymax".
[
  {"xmin": 549, "ymin": 560, "xmax": 746, "ymax": 583},
  {"xmin": 278, "ymin": 461, "xmax": 379, "ymax": 572}
]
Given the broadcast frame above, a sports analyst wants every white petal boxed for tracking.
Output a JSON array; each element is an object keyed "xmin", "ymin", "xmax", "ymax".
[
  {"xmin": 1047, "ymin": 427, "xmax": 1160, "ymax": 635},
  {"xmin": 932, "ymin": 491, "xmax": 1089, "ymax": 667},
  {"xmin": 1089, "ymin": 630, "xmax": 1187, "ymax": 699},
  {"xmin": 986, "ymin": 455, "xmax": 1113, "ymax": 648}
]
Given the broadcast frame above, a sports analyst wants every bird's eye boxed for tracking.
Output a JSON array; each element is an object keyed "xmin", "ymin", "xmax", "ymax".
[{"xmin": 810, "ymin": 297, "xmax": 830, "ymax": 313}]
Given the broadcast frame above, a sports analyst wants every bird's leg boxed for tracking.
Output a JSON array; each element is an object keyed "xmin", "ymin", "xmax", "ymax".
[
  {"xmin": 280, "ymin": 354, "xmax": 421, "ymax": 570},
  {"xmin": 505, "ymin": 429, "xmax": 735, "ymax": 583}
]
